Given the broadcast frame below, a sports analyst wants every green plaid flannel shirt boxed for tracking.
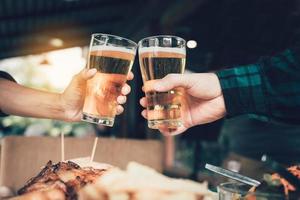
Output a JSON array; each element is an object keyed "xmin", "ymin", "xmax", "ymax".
[{"xmin": 216, "ymin": 47, "xmax": 300, "ymax": 124}]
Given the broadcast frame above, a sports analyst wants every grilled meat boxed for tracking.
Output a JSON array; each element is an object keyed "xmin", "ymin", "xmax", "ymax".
[{"xmin": 17, "ymin": 160, "xmax": 107, "ymax": 200}]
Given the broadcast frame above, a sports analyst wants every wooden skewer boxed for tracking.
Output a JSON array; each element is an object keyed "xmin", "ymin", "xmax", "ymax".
[
  {"xmin": 61, "ymin": 131, "xmax": 65, "ymax": 162},
  {"xmin": 90, "ymin": 137, "xmax": 98, "ymax": 163}
]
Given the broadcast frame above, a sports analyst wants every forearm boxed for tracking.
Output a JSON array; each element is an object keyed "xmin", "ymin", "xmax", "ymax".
[{"xmin": 0, "ymin": 79, "xmax": 66, "ymax": 120}]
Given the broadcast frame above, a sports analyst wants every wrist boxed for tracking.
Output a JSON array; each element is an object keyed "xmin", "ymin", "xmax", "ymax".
[
  {"xmin": 210, "ymin": 73, "xmax": 222, "ymax": 97},
  {"xmin": 57, "ymin": 93, "xmax": 69, "ymax": 121},
  {"xmin": 210, "ymin": 73, "xmax": 227, "ymax": 118}
]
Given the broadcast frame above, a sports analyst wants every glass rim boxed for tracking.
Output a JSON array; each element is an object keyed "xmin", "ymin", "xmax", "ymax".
[
  {"xmin": 218, "ymin": 182, "xmax": 285, "ymax": 197},
  {"xmin": 92, "ymin": 33, "xmax": 138, "ymax": 47},
  {"xmin": 138, "ymin": 35, "xmax": 186, "ymax": 45}
]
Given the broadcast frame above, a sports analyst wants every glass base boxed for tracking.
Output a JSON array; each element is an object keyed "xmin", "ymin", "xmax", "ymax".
[
  {"xmin": 82, "ymin": 113, "xmax": 114, "ymax": 127},
  {"xmin": 148, "ymin": 119, "xmax": 182, "ymax": 130}
]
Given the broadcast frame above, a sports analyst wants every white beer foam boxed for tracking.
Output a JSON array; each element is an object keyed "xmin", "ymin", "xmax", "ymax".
[
  {"xmin": 138, "ymin": 46, "xmax": 186, "ymax": 55},
  {"xmin": 91, "ymin": 45, "xmax": 136, "ymax": 55}
]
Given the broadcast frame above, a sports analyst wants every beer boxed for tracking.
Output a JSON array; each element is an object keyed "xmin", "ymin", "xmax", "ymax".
[
  {"xmin": 139, "ymin": 46, "xmax": 186, "ymax": 129},
  {"xmin": 82, "ymin": 46, "xmax": 135, "ymax": 126}
]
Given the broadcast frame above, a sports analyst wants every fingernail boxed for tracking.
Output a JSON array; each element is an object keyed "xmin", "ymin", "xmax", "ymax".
[{"xmin": 88, "ymin": 68, "xmax": 97, "ymax": 76}]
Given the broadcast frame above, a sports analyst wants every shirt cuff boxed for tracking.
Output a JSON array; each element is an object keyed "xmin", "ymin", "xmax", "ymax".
[
  {"xmin": 0, "ymin": 71, "xmax": 16, "ymax": 117},
  {"xmin": 216, "ymin": 64, "xmax": 268, "ymax": 118}
]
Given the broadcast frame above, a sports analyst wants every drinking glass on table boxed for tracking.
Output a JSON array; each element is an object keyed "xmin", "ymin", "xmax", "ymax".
[
  {"xmin": 138, "ymin": 35, "xmax": 186, "ymax": 130},
  {"xmin": 82, "ymin": 33, "xmax": 137, "ymax": 126}
]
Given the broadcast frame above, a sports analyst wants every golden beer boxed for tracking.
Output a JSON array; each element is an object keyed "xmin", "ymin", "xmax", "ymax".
[
  {"xmin": 139, "ymin": 41, "xmax": 186, "ymax": 129},
  {"xmin": 82, "ymin": 34, "xmax": 137, "ymax": 126}
]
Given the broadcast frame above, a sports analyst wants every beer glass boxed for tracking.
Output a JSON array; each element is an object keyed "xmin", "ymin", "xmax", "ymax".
[
  {"xmin": 82, "ymin": 34, "xmax": 137, "ymax": 126},
  {"xmin": 138, "ymin": 35, "xmax": 186, "ymax": 129}
]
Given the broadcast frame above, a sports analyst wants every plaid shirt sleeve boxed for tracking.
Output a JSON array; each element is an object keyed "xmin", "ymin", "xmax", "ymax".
[
  {"xmin": 216, "ymin": 48, "xmax": 300, "ymax": 124},
  {"xmin": 0, "ymin": 71, "xmax": 16, "ymax": 117}
]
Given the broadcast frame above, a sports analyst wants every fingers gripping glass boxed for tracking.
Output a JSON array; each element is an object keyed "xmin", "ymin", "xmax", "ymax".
[{"xmin": 82, "ymin": 34, "xmax": 137, "ymax": 126}]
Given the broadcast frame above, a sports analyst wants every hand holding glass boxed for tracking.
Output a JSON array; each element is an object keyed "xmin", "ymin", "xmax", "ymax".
[
  {"xmin": 82, "ymin": 34, "xmax": 137, "ymax": 126},
  {"xmin": 138, "ymin": 35, "xmax": 186, "ymax": 130}
]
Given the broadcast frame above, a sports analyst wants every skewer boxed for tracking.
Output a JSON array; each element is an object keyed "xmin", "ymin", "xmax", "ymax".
[
  {"xmin": 90, "ymin": 137, "xmax": 98, "ymax": 163},
  {"xmin": 61, "ymin": 131, "xmax": 65, "ymax": 162}
]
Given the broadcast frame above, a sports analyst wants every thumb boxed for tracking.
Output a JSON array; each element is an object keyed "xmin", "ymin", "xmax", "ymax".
[
  {"xmin": 153, "ymin": 74, "xmax": 193, "ymax": 92},
  {"xmin": 76, "ymin": 68, "xmax": 97, "ymax": 83}
]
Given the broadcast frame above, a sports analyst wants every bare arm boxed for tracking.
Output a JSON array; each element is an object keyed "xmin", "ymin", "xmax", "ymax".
[
  {"xmin": 0, "ymin": 78, "xmax": 65, "ymax": 120},
  {"xmin": 0, "ymin": 69, "xmax": 134, "ymax": 122}
]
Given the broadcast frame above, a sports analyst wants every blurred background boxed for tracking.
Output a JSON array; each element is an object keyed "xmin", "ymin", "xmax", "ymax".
[{"xmin": 1, "ymin": 0, "xmax": 300, "ymax": 185}]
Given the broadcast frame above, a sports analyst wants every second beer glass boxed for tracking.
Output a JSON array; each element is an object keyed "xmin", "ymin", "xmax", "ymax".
[
  {"xmin": 82, "ymin": 34, "xmax": 137, "ymax": 126},
  {"xmin": 138, "ymin": 35, "xmax": 186, "ymax": 130}
]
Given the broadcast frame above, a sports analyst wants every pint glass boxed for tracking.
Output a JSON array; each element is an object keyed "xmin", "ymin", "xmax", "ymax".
[
  {"xmin": 82, "ymin": 34, "xmax": 137, "ymax": 126},
  {"xmin": 138, "ymin": 35, "xmax": 186, "ymax": 129}
]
